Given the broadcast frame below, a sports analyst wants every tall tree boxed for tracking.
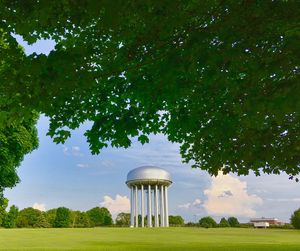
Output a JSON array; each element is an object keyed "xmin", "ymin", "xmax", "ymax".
[
  {"xmin": 290, "ymin": 208, "xmax": 300, "ymax": 229},
  {"xmin": 219, "ymin": 217, "xmax": 230, "ymax": 227},
  {"xmin": 3, "ymin": 205, "xmax": 18, "ymax": 228},
  {"xmin": 0, "ymin": 194, "xmax": 8, "ymax": 226},
  {"xmin": 0, "ymin": 1, "xmax": 299, "ymax": 178},
  {"xmin": 86, "ymin": 207, "xmax": 113, "ymax": 227},
  {"xmin": 53, "ymin": 207, "xmax": 71, "ymax": 228},
  {"xmin": 45, "ymin": 208, "xmax": 57, "ymax": 227},
  {"xmin": 228, "ymin": 217, "xmax": 240, "ymax": 227}
]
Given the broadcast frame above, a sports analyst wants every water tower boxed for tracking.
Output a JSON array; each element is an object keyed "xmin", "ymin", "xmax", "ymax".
[{"xmin": 126, "ymin": 166, "xmax": 172, "ymax": 227}]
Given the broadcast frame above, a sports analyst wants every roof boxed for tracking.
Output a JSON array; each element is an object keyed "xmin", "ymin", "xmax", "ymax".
[
  {"xmin": 126, "ymin": 166, "xmax": 172, "ymax": 187},
  {"xmin": 250, "ymin": 218, "xmax": 278, "ymax": 222}
]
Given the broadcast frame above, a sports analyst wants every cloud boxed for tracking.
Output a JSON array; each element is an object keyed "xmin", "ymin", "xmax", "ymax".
[
  {"xmin": 77, "ymin": 163, "xmax": 89, "ymax": 168},
  {"xmin": 203, "ymin": 172, "xmax": 263, "ymax": 217},
  {"xmin": 100, "ymin": 160, "xmax": 114, "ymax": 168},
  {"xmin": 266, "ymin": 198, "xmax": 300, "ymax": 202},
  {"xmin": 178, "ymin": 203, "xmax": 191, "ymax": 209},
  {"xmin": 63, "ymin": 146, "xmax": 68, "ymax": 155},
  {"xmin": 100, "ymin": 194, "xmax": 130, "ymax": 218},
  {"xmin": 32, "ymin": 203, "xmax": 46, "ymax": 211},
  {"xmin": 63, "ymin": 146, "xmax": 83, "ymax": 156},
  {"xmin": 178, "ymin": 198, "xmax": 202, "ymax": 209}
]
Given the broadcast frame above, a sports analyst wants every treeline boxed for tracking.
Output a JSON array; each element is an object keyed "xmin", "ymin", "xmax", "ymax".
[
  {"xmin": 114, "ymin": 214, "xmax": 240, "ymax": 228},
  {"xmin": 0, "ymin": 205, "xmax": 113, "ymax": 228},
  {"xmin": 115, "ymin": 213, "xmax": 185, "ymax": 227},
  {"xmin": 196, "ymin": 216, "xmax": 240, "ymax": 228},
  {"xmin": 2, "ymin": 207, "xmax": 299, "ymax": 229}
]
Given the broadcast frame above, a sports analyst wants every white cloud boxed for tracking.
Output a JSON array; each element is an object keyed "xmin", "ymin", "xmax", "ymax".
[
  {"xmin": 203, "ymin": 172, "xmax": 263, "ymax": 217},
  {"xmin": 193, "ymin": 199, "xmax": 201, "ymax": 206},
  {"xmin": 63, "ymin": 146, "xmax": 68, "ymax": 155},
  {"xmin": 178, "ymin": 198, "xmax": 202, "ymax": 209},
  {"xmin": 33, "ymin": 203, "xmax": 46, "ymax": 211},
  {"xmin": 77, "ymin": 163, "xmax": 89, "ymax": 168},
  {"xmin": 101, "ymin": 160, "xmax": 114, "ymax": 168},
  {"xmin": 100, "ymin": 194, "xmax": 130, "ymax": 218},
  {"xmin": 178, "ymin": 202, "xmax": 191, "ymax": 209},
  {"xmin": 266, "ymin": 198, "xmax": 300, "ymax": 202},
  {"xmin": 63, "ymin": 146, "xmax": 83, "ymax": 156}
]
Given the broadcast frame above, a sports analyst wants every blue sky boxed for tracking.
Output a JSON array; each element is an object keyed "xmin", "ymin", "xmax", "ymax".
[{"xmin": 4, "ymin": 36, "xmax": 300, "ymax": 223}]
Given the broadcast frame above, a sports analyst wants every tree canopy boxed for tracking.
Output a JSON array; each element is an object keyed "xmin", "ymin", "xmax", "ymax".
[
  {"xmin": 0, "ymin": 27, "xmax": 39, "ymax": 203},
  {"xmin": 219, "ymin": 217, "xmax": 230, "ymax": 227},
  {"xmin": 228, "ymin": 217, "xmax": 240, "ymax": 227},
  {"xmin": 86, "ymin": 207, "xmax": 113, "ymax": 227},
  {"xmin": 3, "ymin": 205, "xmax": 19, "ymax": 228},
  {"xmin": 169, "ymin": 215, "xmax": 184, "ymax": 226},
  {"xmin": 199, "ymin": 216, "xmax": 217, "ymax": 228},
  {"xmin": 291, "ymin": 208, "xmax": 300, "ymax": 229},
  {"xmin": 16, "ymin": 207, "xmax": 48, "ymax": 228},
  {"xmin": 115, "ymin": 212, "xmax": 130, "ymax": 227},
  {"xmin": 0, "ymin": 1, "xmax": 300, "ymax": 178},
  {"xmin": 54, "ymin": 207, "xmax": 71, "ymax": 228}
]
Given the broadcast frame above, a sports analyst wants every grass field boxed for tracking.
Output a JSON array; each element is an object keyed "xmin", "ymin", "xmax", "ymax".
[{"xmin": 0, "ymin": 227, "xmax": 299, "ymax": 251}]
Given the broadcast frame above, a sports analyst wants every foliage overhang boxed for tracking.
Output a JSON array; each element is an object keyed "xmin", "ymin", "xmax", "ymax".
[{"xmin": 0, "ymin": 1, "xmax": 299, "ymax": 179}]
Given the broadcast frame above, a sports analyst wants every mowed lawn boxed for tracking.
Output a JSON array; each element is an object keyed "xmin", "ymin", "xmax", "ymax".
[{"xmin": 0, "ymin": 227, "xmax": 299, "ymax": 251}]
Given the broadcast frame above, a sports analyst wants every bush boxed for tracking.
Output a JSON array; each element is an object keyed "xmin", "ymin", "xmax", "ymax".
[
  {"xmin": 199, "ymin": 216, "xmax": 217, "ymax": 228},
  {"xmin": 185, "ymin": 222, "xmax": 199, "ymax": 227},
  {"xmin": 291, "ymin": 208, "xmax": 300, "ymax": 229},
  {"xmin": 269, "ymin": 224, "xmax": 294, "ymax": 229}
]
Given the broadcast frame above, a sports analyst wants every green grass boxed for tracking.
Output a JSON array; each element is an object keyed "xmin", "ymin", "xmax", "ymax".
[{"xmin": 0, "ymin": 227, "xmax": 299, "ymax": 251}]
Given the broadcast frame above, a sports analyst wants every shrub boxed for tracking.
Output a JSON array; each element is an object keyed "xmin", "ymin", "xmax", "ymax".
[
  {"xmin": 185, "ymin": 222, "xmax": 199, "ymax": 227},
  {"xmin": 269, "ymin": 224, "xmax": 294, "ymax": 229}
]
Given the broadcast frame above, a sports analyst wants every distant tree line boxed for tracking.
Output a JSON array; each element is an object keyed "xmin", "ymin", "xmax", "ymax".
[
  {"xmin": 89, "ymin": 211, "xmax": 300, "ymax": 229},
  {"xmin": 196, "ymin": 216, "xmax": 240, "ymax": 228},
  {"xmin": 2, "ymin": 206, "xmax": 300, "ymax": 229},
  {"xmin": 114, "ymin": 214, "xmax": 241, "ymax": 228},
  {"xmin": 0, "ymin": 205, "xmax": 113, "ymax": 228},
  {"xmin": 115, "ymin": 213, "xmax": 185, "ymax": 227}
]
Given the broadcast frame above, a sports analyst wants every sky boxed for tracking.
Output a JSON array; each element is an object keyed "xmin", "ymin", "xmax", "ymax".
[{"xmin": 4, "ymin": 35, "xmax": 300, "ymax": 223}]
